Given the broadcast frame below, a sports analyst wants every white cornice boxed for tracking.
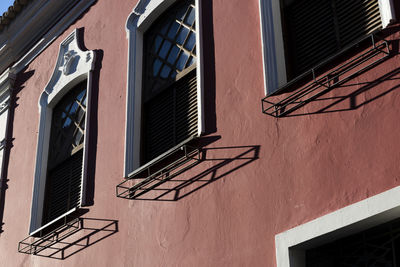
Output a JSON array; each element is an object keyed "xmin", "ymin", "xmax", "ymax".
[{"xmin": 0, "ymin": 0, "xmax": 96, "ymax": 75}]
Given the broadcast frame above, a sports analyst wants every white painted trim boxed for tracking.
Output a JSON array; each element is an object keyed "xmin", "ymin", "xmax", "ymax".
[
  {"xmin": 29, "ymin": 207, "xmax": 78, "ymax": 237},
  {"xmin": 29, "ymin": 30, "xmax": 95, "ymax": 235},
  {"xmin": 378, "ymin": 0, "xmax": 396, "ymax": 28},
  {"xmin": 259, "ymin": 0, "xmax": 396, "ymax": 95},
  {"xmin": 275, "ymin": 186, "xmax": 400, "ymax": 267},
  {"xmin": 124, "ymin": 0, "xmax": 204, "ymax": 177}
]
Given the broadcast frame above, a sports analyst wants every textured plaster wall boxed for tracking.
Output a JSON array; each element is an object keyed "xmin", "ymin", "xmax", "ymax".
[{"xmin": 0, "ymin": 0, "xmax": 400, "ymax": 266}]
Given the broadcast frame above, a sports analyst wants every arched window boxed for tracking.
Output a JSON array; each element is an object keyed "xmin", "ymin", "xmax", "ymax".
[
  {"xmin": 124, "ymin": 0, "xmax": 205, "ymax": 176},
  {"xmin": 29, "ymin": 30, "xmax": 95, "ymax": 236},
  {"xmin": 42, "ymin": 81, "xmax": 87, "ymax": 225},
  {"xmin": 142, "ymin": 0, "xmax": 197, "ymax": 163}
]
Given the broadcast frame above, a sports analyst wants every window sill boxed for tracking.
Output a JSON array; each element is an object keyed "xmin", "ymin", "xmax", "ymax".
[
  {"xmin": 29, "ymin": 207, "xmax": 78, "ymax": 237},
  {"xmin": 117, "ymin": 136, "xmax": 202, "ymax": 200},
  {"xmin": 262, "ymin": 33, "xmax": 390, "ymax": 117}
]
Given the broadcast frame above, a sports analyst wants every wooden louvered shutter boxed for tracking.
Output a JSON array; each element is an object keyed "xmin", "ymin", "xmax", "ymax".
[
  {"xmin": 43, "ymin": 82, "xmax": 87, "ymax": 225},
  {"xmin": 142, "ymin": 0, "xmax": 197, "ymax": 163},
  {"xmin": 143, "ymin": 69, "xmax": 197, "ymax": 162},
  {"xmin": 43, "ymin": 150, "xmax": 83, "ymax": 224},
  {"xmin": 284, "ymin": 0, "xmax": 382, "ymax": 79}
]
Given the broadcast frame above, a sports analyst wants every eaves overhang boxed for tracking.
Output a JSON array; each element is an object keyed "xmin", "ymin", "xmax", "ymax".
[{"xmin": 0, "ymin": 0, "xmax": 96, "ymax": 76}]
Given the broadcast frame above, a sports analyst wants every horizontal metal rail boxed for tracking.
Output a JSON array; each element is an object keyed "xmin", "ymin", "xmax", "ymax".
[
  {"xmin": 18, "ymin": 217, "xmax": 81, "ymax": 255},
  {"xmin": 262, "ymin": 34, "xmax": 390, "ymax": 117},
  {"xmin": 116, "ymin": 144, "xmax": 202, "ymax": 199}
]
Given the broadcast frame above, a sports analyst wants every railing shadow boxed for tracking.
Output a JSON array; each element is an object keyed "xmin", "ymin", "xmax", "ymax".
[
  {"xmin": 285, "ymin": 63, "xmax": 400, "ymax": 116},
  {"xmin": 128, "ymin": 145, "xmax": 260, "ymax": 201},
  {"xmin": 18, "ymin": 217, "xmax": 118, "ymax": 260},
  {"xmin": 262, "ymin": 29, "xmax": 400, "ymax": 118}
]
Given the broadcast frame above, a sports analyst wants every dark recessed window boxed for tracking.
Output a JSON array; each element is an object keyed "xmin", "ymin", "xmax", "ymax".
[
  {"xmin": 43, "ymin": 81, "xmax": 87, "ymax": 225},
  {"xmin": 282, "ymin": 0, "xmax": 382, "ymax": 79},
  {"xmin": 142, "ymin": 0, "xmax": 198, "ymax": 163},
  {"xmin": 306, "ymin": 217, "xmax": 400, "ymax": 267}
]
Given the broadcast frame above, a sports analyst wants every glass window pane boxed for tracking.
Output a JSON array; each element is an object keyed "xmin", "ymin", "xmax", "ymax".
[
  {"xmin": 176, "ymin": 51, "xmax": 189, "ymax": 71},
  {"xmin": 187, "ymin": 56, "xmax": 196, "ymax": 68},
  {"xmin": 69, "ymin": 102, "xmax": 79, "ymax": 116},
  {"xmin": 74, "ymin": 130, "xmax": 83, "ymax": 146},
  {"xmin": 184, "ymin": 7, "xmax": 195, "ymax": 26},
  {"xmin": 159, "ymin": 41, "xmax": 172, "ymax": 59},
  {"xmin": 184, "ymin": 32, "xmax": 196, "ymax": 51},
  {"xmin": 168, "ymin": 22, "xmax": 180, "ymax": 39},
  {"xmin": 63, "ymin": 117, "xmax": 72, "ymax": 129},
  {"xmin": 167, "ymin": 46, "xmax": 180, "ymax": 65},
  {"xmin": 153, "ymin": 59, "xmax": 162, "ymax": 76},
  {"xmin": 77, "ymin": 90, "xmax": 86, "ymax": 102},
  {"xmin": 153, "ymin": 35, "xmax": 163, "ymax": 53},
  {"xmin": 176, "ymin": 5, "xmax": 186, "ymax": 20},
  {"xmin": 160, "ymin": 65, "xmax": 171, "ymax": 78},
  {"xmin": 160, "ymin": 21, "xmax": 171, "ymax": 35},
  {"xmin": 170, "ymin": 70, "xmax": 178, "ymax": 79},
  {"xmin": 176, "ymin": 27, "xmax": 189, "ymax": 46}
]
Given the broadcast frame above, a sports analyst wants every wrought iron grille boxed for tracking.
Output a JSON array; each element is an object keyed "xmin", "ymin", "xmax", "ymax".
[
  {"xmin": 306, "ymin": 217, "xmax": 400, "ymax": 267},
  {"xmin": 261, "ymin": 34, "xmax": 390, "ymax": 117},
  {"xmin": 116, "ymin": 143, "xmax": 201, "ymax": 200}
]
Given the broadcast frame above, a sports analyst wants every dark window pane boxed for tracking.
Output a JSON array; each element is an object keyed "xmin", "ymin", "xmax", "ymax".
[
  {"xmin": 160, "ymin": 21, "xmax": 171, "ymax": 35},
  {"xmin": 63, "ymin": 117, "xmax": 72, "ymax": 129},
  {"xmin": 184, "ymin": 7, "xmax": 195, "ymax": 26},
  {"xmin": 153, "ymin": 35, "xmax": 163, "ymax": 53},
  {"xmin": 153, "ymin": 59, "xmax": 162, "ymax": 76},
  {"xmin": 168, "ymin": 22, "xmax": 180, "ymax": 39},
  {"xmin": 167, "ymin": 45, "xmax": 180, "ymax": 65},
  {"xmin": 159, "ymin": 40, "xmax": 172, "ymax": 59},
  {"xmin": 176, "ymin": 51, "xmax": 189, "ymax": 71},
  {"xmin": 184, "ymin": 31, "xmax": 196, "ymax": 51},
  {"xmin": 187, "ymin": 56, "xmax": 196, "ymax": 68},
  {"xmin": 176, "ymin": 27, "xmax": 189, "ymax": 46},
  {"xmin": 160, "ymin": 65, "xmax": 171, "ymax": 78}
]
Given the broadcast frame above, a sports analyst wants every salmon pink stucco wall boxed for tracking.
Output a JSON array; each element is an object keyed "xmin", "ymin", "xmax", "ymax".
[{"xmin": 0, "ymin": 0, "xmax": 399, "ymax": 266}]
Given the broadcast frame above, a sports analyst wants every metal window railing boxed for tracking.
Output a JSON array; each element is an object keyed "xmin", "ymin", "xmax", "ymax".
[
  {"xmin": 116, "ymin": 143, "xmax": 202, "ymax": 200},
  {"xmin": 262, "ymin": 34, "xmax": 390, "ymax": 117}
]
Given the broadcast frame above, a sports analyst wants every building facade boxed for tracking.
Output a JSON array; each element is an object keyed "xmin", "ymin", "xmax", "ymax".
[{"xmin": 0, "ymin": 0, "xmax": 399, "ymax": 266}]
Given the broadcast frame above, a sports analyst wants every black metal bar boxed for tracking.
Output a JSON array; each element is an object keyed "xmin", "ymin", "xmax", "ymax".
[
  {"xmin": 116, "ymin": 144, "xmax": 201, "ymax": 199},
  {"xmin": 261, "ymin": 33, "xmax": 390, "ymax": 117}
]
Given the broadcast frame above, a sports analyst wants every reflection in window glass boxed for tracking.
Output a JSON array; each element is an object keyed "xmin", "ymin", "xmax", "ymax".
[
  {"xmin": 184, "ymin": 7, "xmax": 195, "ymax": 26},
  {"xmin": 144, "ymin": 0, "xmax": 196, "ymax": 99}
]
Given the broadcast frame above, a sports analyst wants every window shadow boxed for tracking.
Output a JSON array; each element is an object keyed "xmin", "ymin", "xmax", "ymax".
[
  {"xmin": 128, "ymin": 144, "xmax": 260, "ymax": 201},
  {"xmin": 202, "ymin": 0, "xmax": 217, "ymax": 134},
  {"xmin": 18, "ymin": 217, "xmax": 118, "ymax": 260},
  {"xmin": 266, "ymin": 28, "xmax": 400, "ymax": 118},
  {"xmin": 77, "ymin": 27, "xmax": 103, "ymax": 206},
  {"xmin": 0, "ymin": 67, "xmax": 35, "ymax": 234}
]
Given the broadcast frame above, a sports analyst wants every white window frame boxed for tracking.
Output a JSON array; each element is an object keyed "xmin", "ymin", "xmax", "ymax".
[
  {"xmin": 258, "ymin": 0, "xmax": 397, "ymax": 95},
  {"xmin": 29, "ymin": 29, "xmax": 96, "ymax": 235},
  {"xmin": 275, "ymin": 185, "xmax": 400, "ymax": 267},
  {"xmin": 124, "ymin": 0, "xmax": 205, "ymax": 177}
]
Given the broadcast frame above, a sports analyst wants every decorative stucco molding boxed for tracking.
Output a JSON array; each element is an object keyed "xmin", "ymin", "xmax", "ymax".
[{"xmin": 30, "ymin": 29, "xmax": 96, "ymax": 236}]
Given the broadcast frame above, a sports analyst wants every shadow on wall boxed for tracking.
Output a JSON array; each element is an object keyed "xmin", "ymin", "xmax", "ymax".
[
  {"xmin": 0, "ymin": 67, "xmax": 35, "ymax": 234},
  {"xmin": 18, "ymin": 217, "xmax": 118, "ymax": 260},
  {"xmin": 264, "ymin": 27, "xmax": 400, "ymax": 118},
  {"xmin": 127, "ymin": 141, "xmax": 260, "ymax": 201},
  {"xmin": 201, "ymin": 0, "xmax": 217, "ymax": 134}
]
